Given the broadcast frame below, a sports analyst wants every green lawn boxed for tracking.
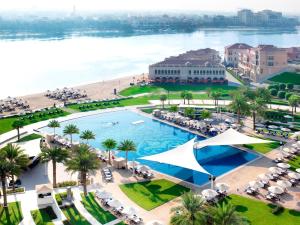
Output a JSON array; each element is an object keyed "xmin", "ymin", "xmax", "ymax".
[
  {"xmin": 119, "ymin": 179, "xmax": 189, "ymax": 211},
  {"xmin": 288, "ymin": 155, "xmax": 300, "ymax": 171},
  {"xmin": 269, "ymin": 72, "xmax": 300, "ymax": 85},
  {"xmin": 243, "ymin": 140, "xmax": 281, "ymax": 154},
  {"xmin": 0, "ymin": 108, "xmax": 69, "ymax": 134},
  {"xmin": 80, "ymin": 192, "xmax": 116, "ymax": 224},
  {"xmin": 120, "ymin": 84, "xmax": 237, "ymax": 97},
  {"xmin": 18, "ymin": 133, "xmax": 43, "ymax": 142},
  {"xmin": 31, "ymin": 207, "xmax": 57, "ymax": 225},
  {"xmin": 61, "ymin": 205, "xmax": 90, "ymax": 225},
  {"xmin": 0, "ymin": 202, "xmax": 23, "ymax": 225},
  {"xmin": 221, "ymin": 194, "xmax": 300, "ymax": 225}
]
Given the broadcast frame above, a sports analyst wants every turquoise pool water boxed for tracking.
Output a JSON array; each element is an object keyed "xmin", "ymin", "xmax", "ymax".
[{"xmin": 40, "ymin": 110, "xmax": 258, "ymax": 185}]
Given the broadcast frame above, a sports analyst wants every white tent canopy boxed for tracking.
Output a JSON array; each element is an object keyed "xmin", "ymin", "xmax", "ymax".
[
  {"xmin": 195, "ymin": 128, "xmax": 273, "ymax": 149},
  {"xmin": 140, "ymin": 138, "xmax": 210, "ymax": 175}
]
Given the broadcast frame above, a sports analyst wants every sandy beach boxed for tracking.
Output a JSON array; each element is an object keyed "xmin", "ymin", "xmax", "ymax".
[{"xmin": 19, "ymin": 73, "xmax": 146, "ymax": 111}]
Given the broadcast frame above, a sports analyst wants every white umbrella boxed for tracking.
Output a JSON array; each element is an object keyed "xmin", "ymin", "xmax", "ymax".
[
  {"xmin": 268, "ymin": 125, "xmax": 278, "ymax": 129},
  {"xmin": 96, "ymin": 190, "xmax": 112, "ymax": 199},
  {"xmin": 108, "ymin": 199, "xmax": 122, "ymax": 208},
  {"xmin": 225, "ymin": 118, "xmax": 234, "ymax": 123},
  {"xmin": 255, "ymin": 123, "xmax": 265, "ymax": 128},
  {"xmin": 128, "ymin": 161, "xmax": 140, "ymax": 168},
  {"xmin": 277, "ymin": 180, "xmax": 292, "ymax": 188},
  {"xmin": 210, "ymin": 127, "xmax": 218, "ymax": 132},
  {"xmin": 269, "ymin": 167, "xmax": 284, "ymax": 174},
  {"xmin": 258, "ymin": 173, "xmax": 271, "ymax": 181},
  {"xmin": 277, "ymin": 163, "xmax": 290, "ymax": 169},
  {"xmin": 146, "ymin": 221, "xmax": 164, "ymax": 225},
  {"xmin": 123, "ymin": 206, "xmax": 139, "ymax": 216},
  {"xmin": 296, "ymin": 168, "xmax": 300, "ymax": 173},
  {"xmin": 288, "ymin": 172, "xmax": 300, "ymax": 179},
  {"xmin": 204, "ymin": 118, "xmax": 214, "ymax": 122},
  {"xmin": 283, "ymin": 148, "xmax": 292, "ymax": 153},
  {"xmin": 292, "ymin": 144, "xmax": 299, "ymax": 149},
  {"xmin": 248, "ymin": 181, "xmax": 263, "ymax": 189},
  {"xmin": 281, "ymin": 128, "xmax": 291, "ymax": 132},
  {"xmin": 215, "ymin": 183, "xmax": 230, "ymax": 192},
  {"xmin": 268, "ymin": 186, "xmax": 284, "ymax": 195},
  {"xmin": 201, "ymin": 189, "xmax": 218, "ymax": 199}
]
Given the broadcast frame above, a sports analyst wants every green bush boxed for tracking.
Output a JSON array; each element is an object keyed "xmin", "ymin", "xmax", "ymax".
[
  {"xmin": 270, "ymin": 88, "xmax": 278, "ymax": 96},
  {"xmin": 278, "ymin": 91, "xmax": 286, "ymax": 99},
  {"xmin": 269, "ymin": 84, "xmax": 279, "ymax": 90},
  {"xmin": 279, "ymin": 83, "xmax": 286, "ymax": 90},
  {"xmin": 285, "ymin": 92, "xmax": 292, "ymax": 100},
  {"xmin": 57, "ymin": 181, "xmax": 77, "ymax": 188},
  {"xmin": 271, "ymin": 205, "xmax": 284, "ymax": 215},
  {"xmin": 287, "ymin": 83, "xmax": 294, "ymax": 90},
  {"xmin": 55, "ymin": 194, "xmax": 63, "ymax": 206}
]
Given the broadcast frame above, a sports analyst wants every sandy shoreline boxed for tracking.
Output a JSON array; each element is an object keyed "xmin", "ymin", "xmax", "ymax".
[{"xmin": 18, "ymin": 73, "xmax": 146, "ymax": 111}]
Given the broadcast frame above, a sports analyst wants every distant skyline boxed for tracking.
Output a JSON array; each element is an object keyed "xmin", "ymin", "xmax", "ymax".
[{"xmin": 0, "ymin": 0, "xmax": 299, "ymax": 14}]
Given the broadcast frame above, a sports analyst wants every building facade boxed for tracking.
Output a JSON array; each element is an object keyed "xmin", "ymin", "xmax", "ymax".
[
  {"xmin": 238, "ymin": 45, "xmax": 289, "ymax": 82},
  {"xmin": 286, "ymin": 47, "xmax": 300, "ymax": 63},
  {"xmin": 149, "ymin": 49, "xmax": 227, "ymax": 84},
  {"xmin": 224, "ymin": 43, "xmax": 253, "ymax": 67}
]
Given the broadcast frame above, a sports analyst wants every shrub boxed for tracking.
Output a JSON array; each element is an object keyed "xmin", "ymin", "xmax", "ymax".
[
  {"xmin": 2, "ymin": 187, "xmax": 25, "ymax": 195},
  {"xmin": 285, "ymin": 92, "xmax": 292, "ymax": 100},
  {"xmin": 279, "ymin": 83, "xmax": 286, "ymax": 90},
  {"xmin": 287, "ymin": 83, "xmax": 294, "ymax": 90},
  {"xmin": 57, "ymin": 181, "xmax": 77, "ymax": 188},
  {"xmin": 277, "ymin": 91, "xmax": 286, "ymax": 99},
  {"xmin": 269, "ymin": 84, "xmax": 279, "ymax": 90},
  {"xmin": 271, "ymin": 205, "xmax": 284, "ymax": 215},
  {"xmin": 270, "ymin": 88, "xmax": 278, "ymax": 96}
]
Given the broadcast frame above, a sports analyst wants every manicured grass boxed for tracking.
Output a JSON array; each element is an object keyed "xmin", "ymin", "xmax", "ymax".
[
  {"xmin": 0, "ymin": 201, "xmax": 23, "ymax": 225},
  {"xmin": 18, "ymin": 133, "xmax": 42, "ymax": 142},
  {"xmin": 120, "ymin": 84, "xmax": 237, "ymax": 97},
  {"xmin": 287, "ymin": 155, "xmax": 300, "ymax": 171},
  {"xmin": 269, "ymin": 72, "xmax": 300, "ymax": 85},
  {"xmin": 31, "ymin": 207, "xmax": 57, "ymax": 225},
  {"xmin": 61, "ymin": 205, "xmax": 90, "ymax": 225},
  {"xmin": 119, "ymin": 179, "xmax": 190, "ymax": 211},
  {"xmin": 221, "ymin": 194, "xmax": 300, "ymax": 225},
  {"xmin": 80, "ymin": 192, "xmax": 116, "ymax": 224},
  {"xmin": 243, "ymin": 140, "xmax": 281, "ymax": 154},
  {"xmin": 0, "ymin": 108, "xmax": 69, "ymax": 134}
]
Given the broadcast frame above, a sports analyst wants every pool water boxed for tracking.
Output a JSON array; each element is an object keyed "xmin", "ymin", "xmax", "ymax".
[{"xmin": 40, "ymin": 110, "xmax": 258, "ymax": 186}]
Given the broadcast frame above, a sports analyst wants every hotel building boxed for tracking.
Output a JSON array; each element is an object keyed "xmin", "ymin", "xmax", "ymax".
[
  {"xmin": 238, "ymin": 45, "xmax": 289, "ymax": 82},
  {"xmin": 149, "ymin": 49, "xmax": 227, "ymax": 84},
  {"xmin": 224, "ymin": 43, "xmax": 253, "ymax": 67}
]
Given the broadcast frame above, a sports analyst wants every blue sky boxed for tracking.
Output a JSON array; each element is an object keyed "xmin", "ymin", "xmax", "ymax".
[{"xmin": 0, "ymin": 0, "xmax": 299, "ymax": 14}]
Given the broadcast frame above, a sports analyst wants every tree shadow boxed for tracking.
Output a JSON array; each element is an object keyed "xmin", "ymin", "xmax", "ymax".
[{"xmin": 235, "ymin": 205, "xmax": 248, "ymax": 213}]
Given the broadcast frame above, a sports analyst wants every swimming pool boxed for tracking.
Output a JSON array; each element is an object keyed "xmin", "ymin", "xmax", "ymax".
[{"xmin": 40, "ymin": 110, "xmax": 258, "ymax": 186}]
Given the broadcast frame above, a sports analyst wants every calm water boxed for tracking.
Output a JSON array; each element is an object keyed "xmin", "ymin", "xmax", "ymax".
[
  {"xmin": 1, "ymin": 27, "xmax": 300, "ymax": 98},
  {"xmin": 40, "ymin": 110, "xmax": 258, "ymax": 185}
]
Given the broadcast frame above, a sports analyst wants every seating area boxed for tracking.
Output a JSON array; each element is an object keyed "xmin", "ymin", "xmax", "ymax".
[
  {"xmin": 102, "ymin": 167, "xmax": 114, "ymax": 182},
  {"xmin": 95, "ymin": 189, "xmax": 143, "ymax": 224},
  {"xmin": 255, "ymin": 124, "xmax": 292, "ymax": 139},
  {"xmin": 45, "ymin": 87, "xmax": 88, "ymax": 101},
  {"xmin": 0, "ymin": 96, "xmax": 30, "ymax": 113},
  {"xmin": 152, "ymin": 109, "xmax": 239, "ymax": 137},
  {"xmin": 129, "ymin": 163, "xmax": 154, "ymax": 179}
]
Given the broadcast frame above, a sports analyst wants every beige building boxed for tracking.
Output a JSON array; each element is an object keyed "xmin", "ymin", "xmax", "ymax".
[
  {"xmin": 224, "ymin": 43, "xmax": 252, "ymax": 67},
  {"xmin": 287, "ymin": 47, "xmax": 300, "ymax": 63},
  {"xmin": 238, "ymin": 45, "xmax": 289, "ymax": 82},
  {"xmin": 149, "ymin": 49, "xmax": 227, "ymax": 84}
]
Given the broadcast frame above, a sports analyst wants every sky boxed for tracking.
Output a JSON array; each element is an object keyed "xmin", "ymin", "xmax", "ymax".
[{"xmin": 0, "ymin": 0, "xmax": 299, "ymax": 14}]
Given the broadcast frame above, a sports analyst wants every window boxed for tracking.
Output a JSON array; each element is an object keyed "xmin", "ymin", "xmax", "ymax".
[
  {"xmin": 268, "ymin": 56, "xmax": 274, "ymax": 60},
  {"xmin": 268, "ymin": 62, "xmax": 274, "ymax": 66}
]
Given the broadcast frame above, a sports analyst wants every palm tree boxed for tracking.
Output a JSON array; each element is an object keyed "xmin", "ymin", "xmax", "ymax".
[
  {"xmin": 228, "ymin": 94, "xmax": 250, "ymax": 123},
  {"xmin": 48, "ymin": 120, "xmax": 60, "ymax": 137},
  {"xmin": 65, "ymin": 144, "xmax": 100, "ymax": 196},
  {"xmin": 4, "ymin": 144, "xmax": 29, "ymax": 192},
  {"xmin": 250, "ymin": 98, "xmax": 267, "ymax": 130},
  {"xmin": 63, "ymin": 124, "xmax": 80, "ymax": 144},
  {"xmin": 12, "ymin": 120, "xmax": 25, "ymax": 141},
  {"xmin": 181, "ymin": 91, "xmax": 188, "ymax": 104},
  {"xmin": 288, "ymin": 95, "xmax": 299, "ymax": 115},
  {"xmin": 0, "ymin": 149, "xmax": 12, "ymax": 208},
  {"xmin": 170, "ymin": 105, "xmax": 178, "ymax": 113},
  {"xmin": 184, "ymin": 107, "xmax": 195, "ymax": 119},
  {"xmin": 40, "ymin": 146, "xmax": 69, "ymax": 188},
  {"xmin": 211, "ymin": 92, "xmax": 221, "ymax": 106},
  {"xmin": 102, "ymin": 139, "xmax": 117, "ymax": 165},
  {"xmin": 207, "ymin": 202, "xmax": 247, "ymax": 225},
  {"xmin": 160, "ymin": 94, "xmax": 167, "ymax": 109},
  {"xmin": 257, "ymin": 88, "xmax": 272, "ymax": 105},
  {"xmin": 80, "ymin": 130, "xmax": 95, "ymax": 144},
  {"xmin": 186, "ymin": 92, "xmax": 193, "ymax": 105},
  {"xmin": 118, "ymin": 140, "xmax": 136, "ymax": 169},
  {"xmin": 170, "ymin": 192, "xmax": 207, "ymax": 225},
  {"xmin": 201, "ymin": 110, "xmax": 211, "ymax": 120}
]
